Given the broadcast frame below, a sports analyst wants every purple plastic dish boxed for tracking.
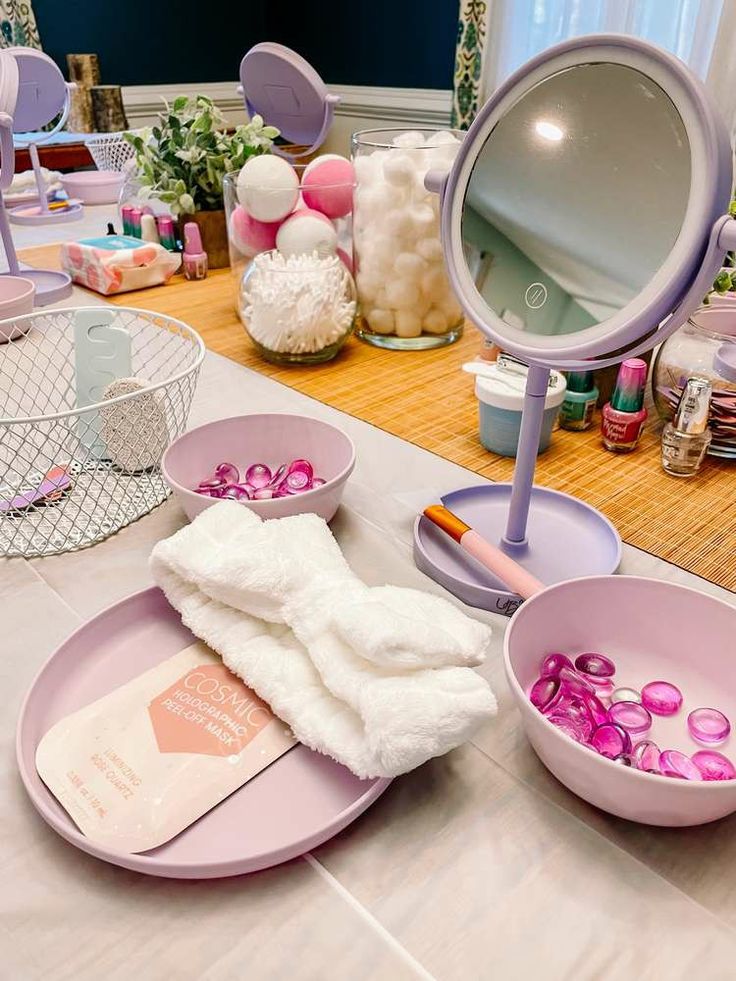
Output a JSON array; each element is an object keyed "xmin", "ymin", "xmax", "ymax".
[
  {"xmin": 162, "ymin": 414, "xmax": 355, "ymax": 523},
  {"xmin": 16, "ymin": 587, "xmax": 389, "ymax": 879},
  {"xmin": 505, "ymin": 576, "xmax": 736, "ymax": 826}
]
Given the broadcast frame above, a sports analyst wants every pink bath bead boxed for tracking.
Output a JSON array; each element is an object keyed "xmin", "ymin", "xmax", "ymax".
[
  {"xmin": 590, "ymin": 723, "xmax": 631, "ymax": 759},
  {"xmin": 659, "ymin": 749, "xmax": 702, "ymax": 781},
  {"xmin": 632, "ymin": 740, "xmax": 661, "ymax": 772},
  {"xmin": 221, "ymin": 485, "xmax": 251, "ymax": 501},
  {"xmin": 540, "ymin": 653, "xmax": 574, "ymax": 678},
  {"xmin": 588, "ymin": 676, "xmax": 615, "ymax": 697},
  {"xmin": 608, "ymin": 701, "xmax": 652, "ymax": 735},
  {"xmin": 245, "ymin": 463, "xmax": 272, "ymax": 489},
  {"xmin": 285, "ymin": 470, "xmax": 311, "ymax": 492},
  {"xmin": 197, "ymin": 476, "xmax": 226, "ymax": 490},
  {"xmin": 641, "ymin": 681, "xmax": 683, "ymax": 716},
  {"xmin": 233, "ymin": 482, "xmax": 255, "ymax": 499},
  {"xmin": 253, "ymin": 487, "xmax": 275, "ymax": 500},
  {"xmin": 267, "ymin": 463, "xmax": 287, "ymax": 488},
  {"xmin": 215, "ymin": 462, "xmax": 240, "ymax": 484},
  {"xmin": 229, "ymin": 204, "xmax": 282, "ymax": 256},
  {"xmin": 287, "ymin": 458, "xmax": 314, "ymax": 479},
  {"xmin": 530, "ymin": 677, "xmax": 561, "ymax": 712},
  {"xmin": 558, "ymin": 666, "xmax": 594, "ymax": 697},
  {"xmin": 687, "ymin": 707, "xmax": 731, "ymax": 745},
  {"xmin": 692, "ymin": 750, "xmax": 736, "ymax": 781},
  {"xmin": 311, "ymin": 477, "xmax": 326, "ymax": 488},
  {"xmin": 546, "ymin": 713, "xmax": 588, "ymax": 743},
  {"xmin": 574, "ymin": 652, "xmax": 615, "ymax": 678},
  {"xmin": 581, "ymin": 689, "xmax": 609, "ymax": 726},
  {"xmin": 301, "ymin": 155, "xmax": 355, "ymax": 219}
]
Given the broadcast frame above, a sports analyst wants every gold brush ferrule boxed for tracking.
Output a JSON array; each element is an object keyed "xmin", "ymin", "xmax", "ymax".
[{"xmin": 423, "ymin": 505, "xmax": 471, "ymax": 544}]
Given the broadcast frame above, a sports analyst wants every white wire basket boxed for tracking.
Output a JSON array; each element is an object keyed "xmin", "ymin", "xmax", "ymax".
[
  {"xmin": 85, "ymin": 131, "xmax": 140, "ymax": 172},
  {"xmin": 0, "ymin": 307, "xmax": 205, "ymax": 557}
]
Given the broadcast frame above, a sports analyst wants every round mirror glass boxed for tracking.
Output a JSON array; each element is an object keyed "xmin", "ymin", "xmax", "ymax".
[{"xmin": 460, "ymin": 63, "xmax": 691, "ymax": 341}]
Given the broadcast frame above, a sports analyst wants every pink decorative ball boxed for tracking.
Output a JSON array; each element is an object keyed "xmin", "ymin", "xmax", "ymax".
[
  {"xmin": 301, "ymin": 155, "xmax": 355, "ymax": 219},
  {"xmin": 336, "ymin": 247, "xmax": 354, "ymax": 274},
  {"xmin": 229, "ymin": 205, "xmax": 282, "ymax": 256}
]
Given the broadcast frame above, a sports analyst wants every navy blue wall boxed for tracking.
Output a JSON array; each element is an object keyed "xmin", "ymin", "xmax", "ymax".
[{"xmin": 32, "ymin": 0, "xmax": 457, "ymax": 89}]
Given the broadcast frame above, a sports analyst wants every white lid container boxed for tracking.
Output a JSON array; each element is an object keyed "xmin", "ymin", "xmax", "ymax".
[{"xmin": 472, "ymin": 359, "xmax": 567, "ymax": 411}]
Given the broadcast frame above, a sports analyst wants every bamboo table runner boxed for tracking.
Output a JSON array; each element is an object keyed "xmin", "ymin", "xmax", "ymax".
[{"xmin": 18, "ymin": 245, "xmax": 736, "ymax": 590}]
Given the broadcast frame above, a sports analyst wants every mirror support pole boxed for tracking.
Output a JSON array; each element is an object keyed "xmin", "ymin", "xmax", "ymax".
[{"xmin": 502, "ymin": 364, "xmax": 551, "ymax": 548}]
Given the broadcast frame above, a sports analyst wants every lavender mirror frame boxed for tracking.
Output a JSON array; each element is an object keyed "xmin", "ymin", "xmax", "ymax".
[{"xmin": 438, "ymin": 34, "xmax": 734, "ymax": 371}]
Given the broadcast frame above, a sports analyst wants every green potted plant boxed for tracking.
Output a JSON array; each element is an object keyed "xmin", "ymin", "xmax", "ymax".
[{"xmin": 124, "ymin": 96, "xmax": 279, "ymax": 268}]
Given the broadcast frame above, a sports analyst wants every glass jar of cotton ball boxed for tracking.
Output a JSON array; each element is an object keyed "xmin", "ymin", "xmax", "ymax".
[
  {"xmin": 352, "ymin": 128, "xmax": 464, "ymax": 350},
  {"xmin": 239, "ymin": 250, "xmax": 357, "ymax": 364}
]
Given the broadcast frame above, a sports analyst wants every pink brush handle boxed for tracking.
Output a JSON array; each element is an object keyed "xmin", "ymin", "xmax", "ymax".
[{"xmin": 460, "ymin": 529, "xmax": 544, "ymax": 600}]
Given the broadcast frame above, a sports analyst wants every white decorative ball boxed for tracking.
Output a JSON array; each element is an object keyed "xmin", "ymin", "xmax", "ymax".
[
  {"xmin": 236, "ymin": 155, "xmax": 299, "ymax": 222},
  {"xmin": 276, "ymin": 209, "xmax": 338, "ymax": 257}
]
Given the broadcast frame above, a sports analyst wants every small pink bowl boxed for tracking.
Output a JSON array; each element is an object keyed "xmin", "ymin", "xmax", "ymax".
[
  {"xmin": 60, "ymin": 170, "xmax": 124, "ymax": 205},
  {"xmin": 162, "ymin": 413, "xmax": 355, "ymax": 522},
  {"xmin": 0, "ymin": 275, "xmax": 36, "ymax": 342},
  {"xmin": 505, "ymin": 576, "xmax": 736, "ymax": 826}
]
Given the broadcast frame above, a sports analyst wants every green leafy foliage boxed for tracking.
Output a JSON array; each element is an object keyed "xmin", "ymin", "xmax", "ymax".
[
  {"xmin": 707, "ymin": 196, "xmax": 736, "ymax": 301},
  {"xmin": 123, "ymin": 95, "xmax": 279, "ymax": 216}
]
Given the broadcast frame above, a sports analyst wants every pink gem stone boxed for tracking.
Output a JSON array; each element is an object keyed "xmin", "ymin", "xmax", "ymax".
[
  {"xmin": 614, "ymin": 754, "xmax": 632, "ymax": 766},
  {"xmin": 632, "ymin": 740, "xmax": 661, "ymax": 772},
  {"xmin": 215, "ymin": 462, "xmax": 240, "ymax": 484},
  {"xmin": 610, "ymin": 686, "xmax": 641, "ymax": 704},
  {"xmin": 267, "ymin": 463, "xmax": 287, "ymax": 488},
  {"xmin": 588, "ymin": 676, "xmax": 615, "ymax": 697},
  {"xmin": 540, "ymin": 653, "xmax": 574, "ymax": 678},
  {"xmin": 245, "ymin": 463, "xmax": 272, "ymax": 489},
  {"xmin": 608, "ymin": 701, "xmax": 652, "ymax": 735},
  {"xmin": 530, "ymin": 677, "xmax": 561, "ymax": 712},
  {"xmin": 253, "ymin": 487, "xmax": 275, "ymax": 500},
  {"xmin": 558, "ymin": 666, "xmax": 594, "ymax": 697},
  {"xmin": 221, "ymin": 485, "xmax": 250, "ymax": 501},
  {"xmin": 590, "ymin": 723, "xmax": 631, "ymax": 759},
  {"xmin": 197, "ymin": 477, "xmax": 225, "ymax": 490},
  {"xmin": 233, "ymin": 482, "xmax": 255, "ymax": 499},
  {"xmin": 692, "ymin": 750, "xmax": 736, "ymax": 781},
  {"xmin": 287, "ymin": 458, "xmax": 314, "ymax": 481},
  {"xmin": 574, "ymin": 652, "xmax": 615, "ymax": 678},
  {"xmin": 641, "ymin": 681, "xmax": 683, "ymax": 716},
  {"xmin": 687, "ymin": 707, "xmax": 731, "ymax": 745},
  {"xmin": 285, "ymin": 470, "xmax": 311, "ymax": 492},
  {"xmin": 659, "ymin": 749, "xmax": 702, "ymax": 780},
  {"xmin": 546, "ymin": 713, "xmax": 587, "ymax": 743},
  {"xmin": 551, "ymin": 694, "xmax": 594, "ymax": 738},
  {"xmin": 312, "ymin": 477, "xmax": 326, "ymax": 488},
  {"xmin": 581, "ymin": 689, "xmax": 608, "ymax": 726}
]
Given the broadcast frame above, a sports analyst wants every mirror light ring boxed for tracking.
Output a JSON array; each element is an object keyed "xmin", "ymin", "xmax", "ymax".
[{"xmin": 444, "ymin": 34, "xmax": 733, "ymax": 369}]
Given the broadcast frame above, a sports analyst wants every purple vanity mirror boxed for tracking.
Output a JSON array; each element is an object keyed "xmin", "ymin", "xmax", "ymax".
[
  {"xmin": 238, "ymin": 42, "xmax": 339, "ymax": 159},
  {"xmin": 414, "ymin": 35, "xmax": 736, "ymax": 615}
]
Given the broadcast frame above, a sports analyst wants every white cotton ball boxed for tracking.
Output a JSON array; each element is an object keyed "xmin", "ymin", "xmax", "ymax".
[
  {"xmin": 374, "ymin": 287, "xmax": 389, "ymax": 308},
  {"xmin": 439, "ymin": 294, "xmax": 463, "ymax": 323},
  {"xmin": 416, "ymin": 237, "xmax": 444, "ymax": 262},
  {"xmin": 409, "ymin": 204, "xmax": 436, "ymax": 236},
  {"xmin": 356, "ymin": 270, "xmax": 379, "ymax": 302},
  {"xmin": 427, "ymin": 145, "xmax": 461, "ymax": 172},
  {"xmin": 427, "ymin": 130, "xmax": 461, "ymax": 147},
  {"xmin": 392, "ymin": 130, "xmax": 426, "ymax": 149},
  {"xmin": 383, "ymin": 154, "xmax": 416, "ymax": 187},
  {"xmin": 394, "ymin": 252, "xmax": 426, "ymax": 279},
  {"xmin": 367, "ymin": 308, "xmax": 395, "ymax": 334},
  {"xmin": 384, "ymin": 208, "xmax": 414, "ymax": 238},
  {"xmin": 385, "ymin": 277, "xmax": 420, "ymax": 310},
  {"xmin": 394, "ymin": 310, "xmax": 422, "ymax": 337},
  {"xmin": 236, "ymin": 155, "xmax": 299, "ymax": 222},
  {"xmin": 276, "ymin": 209, "xmax": 338, "ymax": 257},
  {"xmin": 420, "ymin": 265, "xmax": 448, "ymax": 301},
  {"xmin": 422, "ymin": 308, "xmax": 449, "ymax": 334}
]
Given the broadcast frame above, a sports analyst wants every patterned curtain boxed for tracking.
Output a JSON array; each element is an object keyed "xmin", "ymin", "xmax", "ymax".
[
  {"xmin": 0, "ymin": 0, "xmax": 40, "ymax": 48},
  {"xmin": 451, "ymin": 0, "xmax": 489, "ymax": 130}
]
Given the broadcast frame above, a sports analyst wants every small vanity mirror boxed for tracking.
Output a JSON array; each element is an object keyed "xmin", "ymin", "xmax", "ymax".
[{"xmin": 415, "ymin": 36, "xmax": 736, "ymax": 612}]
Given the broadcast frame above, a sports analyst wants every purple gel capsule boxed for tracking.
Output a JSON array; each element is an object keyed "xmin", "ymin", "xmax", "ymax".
[
  {"xmin": 540, "ymin": 653, "xmax": 574, "ymax": 678},
  {"xmin": 641, "ymin": 681, "xmax": 683, "ymax": 716},
  {"xmin": 530, "ymin": 677, "xmax": 561, "ymax": 712},
  {"xmin": 311, "ymin": 477, "xmax": 326, "ymax": 488},
  {"xmin": 687, "ymin": 707, "xmax": 731, "ymax": 746},
  {"xmin": 287, "ymin": 458, "xmax": 314, "ymax": 481},
  {"xmin": 590, "ymin": 723, "xmax": 631, "ymax": 759},
  {"xmin": 575, "ymin": 652, "xmax": 615, "ymax": 678},
  {"xmin": 608, "ymin": 701, "xmax": 652, "ymax": 735},
  {"xmin": 558, "ymin": 666, "xmax": 594, "ymax": 697},
  {"xmin": 253, "ymin": 487, "xmax": 275, "ymax": 500},
  {"xmin": 215, "ymin": 462, "xmax": 240, "ymax": 484},
  {"xmin": 692, "ymin": 750, "xmax": 736, "ymax": 781},
  {"xmin": 659, "ymin": 749, "xmax": 702, "ymax": 780},
  {"xmin": 632, "ymin": 740, "xmax": 661, "ymax": 773},
  {"xmin": 245, "ymin": 463, "xmax": 272, "ymax": 489},
  {"xmin": 285, "ymin": 469, "xmax": 311, "ymax": 492},
  {"xmin": 267, "ymin": 463, "xmax": 287, "ymax": 488}
]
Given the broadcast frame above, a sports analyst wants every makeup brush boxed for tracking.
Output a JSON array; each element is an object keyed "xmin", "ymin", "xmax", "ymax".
[{"xmin": 423, "ymin": 504, "xmax": 544, "ymax": 600}]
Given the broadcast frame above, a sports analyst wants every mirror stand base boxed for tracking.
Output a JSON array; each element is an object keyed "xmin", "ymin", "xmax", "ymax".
[{"xmin": 413, "ymin": 483, "xmax": 621, "ymax": 617}]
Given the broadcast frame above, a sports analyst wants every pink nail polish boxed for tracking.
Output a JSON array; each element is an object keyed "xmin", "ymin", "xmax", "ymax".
[{"xmin": 601, "ymin": 358, "xmax": 648, "ymax": 452}]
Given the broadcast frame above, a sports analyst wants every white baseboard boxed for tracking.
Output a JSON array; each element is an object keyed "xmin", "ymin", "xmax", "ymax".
[{"xmin": 121, "ymin": 81, "xmax": 453, "ymax": 129}]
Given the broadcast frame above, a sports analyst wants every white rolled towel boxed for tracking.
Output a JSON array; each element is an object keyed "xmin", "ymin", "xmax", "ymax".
[{"xmin": 150, "ymin": 502, "xmax": 496, "ymax": 778}]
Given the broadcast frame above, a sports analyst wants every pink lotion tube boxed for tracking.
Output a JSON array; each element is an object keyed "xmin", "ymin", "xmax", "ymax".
[{"xmin": 423, "ymin": 505, "xmax": 544, "ymax": 600}]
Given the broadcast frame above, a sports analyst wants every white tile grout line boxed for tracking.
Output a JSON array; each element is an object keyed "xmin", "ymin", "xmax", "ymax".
[
  {"xmin": 304, "ymin": 853, "xmax": 438, "ymax": 981},
  {"xmin": 23, "ymin": 558, "xmax": 85, "ymax": 622}
]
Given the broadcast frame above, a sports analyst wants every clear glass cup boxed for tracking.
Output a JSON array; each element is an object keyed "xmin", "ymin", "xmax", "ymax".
[
  {"xmin": 351, "ymin": 128, "xmax": 464, "ymax": 350},
  {"xmin": 238, "ymin": 249, "xmax": 357, "ymax": 365}
]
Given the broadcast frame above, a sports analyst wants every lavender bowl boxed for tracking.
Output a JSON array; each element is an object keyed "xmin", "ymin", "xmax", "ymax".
[{"xmin": 162, "ymin": 413, "xmax": 355, "ymax": 522}]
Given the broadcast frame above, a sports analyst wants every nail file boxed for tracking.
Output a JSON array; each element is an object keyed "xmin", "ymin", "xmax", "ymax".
[{"xmin": 74, "ymin": 309, "xmax": 132, "ymax": 457}]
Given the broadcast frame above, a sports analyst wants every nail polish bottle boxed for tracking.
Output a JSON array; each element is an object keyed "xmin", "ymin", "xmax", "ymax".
[
  {"xmin": 560, "ymin": 370, "xmax": 598, "ymax": 431},
  {"xmin": 661, "ymin": 377, "xmax": 712, "ymax": 476},
  {"xmin": 601, "ymin": 358, "xmax": 648, "ymax": 452},
  {"xmin": 183, "ymin": 222, "xmax": 208, "ymax": 281}
]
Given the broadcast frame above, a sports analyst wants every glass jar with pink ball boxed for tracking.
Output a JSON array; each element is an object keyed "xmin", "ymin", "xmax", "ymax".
[{"xmin": 351, "ymin": 128, "xmax": 465, "ymax": 350}]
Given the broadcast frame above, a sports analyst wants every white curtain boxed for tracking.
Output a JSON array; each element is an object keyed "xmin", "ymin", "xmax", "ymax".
[{"xmin": 477, "ymin": 0, "xmax": 730, "ymax": 124}]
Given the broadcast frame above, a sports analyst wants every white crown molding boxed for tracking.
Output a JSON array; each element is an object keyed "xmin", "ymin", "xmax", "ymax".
[{"xmin": 121, "ymin": 81, "xmax": 453, "ymax": 128}]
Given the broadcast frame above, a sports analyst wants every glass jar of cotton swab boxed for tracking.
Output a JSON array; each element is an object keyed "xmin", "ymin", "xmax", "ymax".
[{"xmin": 238, "ymin": 249, "xmax": 357, "ymax": 364}]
